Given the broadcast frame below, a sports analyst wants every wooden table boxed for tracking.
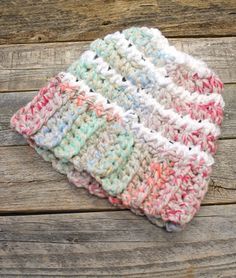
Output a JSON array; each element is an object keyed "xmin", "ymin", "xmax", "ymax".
[{"xmin": 0, "ymin": 1, "xmax": 236, "ymax": 276}]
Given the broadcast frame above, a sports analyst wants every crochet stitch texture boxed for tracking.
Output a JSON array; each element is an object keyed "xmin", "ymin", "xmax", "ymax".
[{"xmin": 11, "ymin": 27, "xmax": 224, "ymax": 232}]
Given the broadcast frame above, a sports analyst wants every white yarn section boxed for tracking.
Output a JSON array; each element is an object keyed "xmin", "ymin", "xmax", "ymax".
[
  {"xmin": 104, "ymin": 31, "xmax": 170, "ymax": 87},
  {"xmin": 103, "ymin": 31, "xmax": 225, "ymax": 108},
  {"xmin": 122, "ymin": 26, "xmax": 213, "ymax": 79},
  {"xmin": 80, "ymin": 50, "xmax": 221, "ymax": 137},
  {"xmin": 63, "ymin": 71, "xmax": 214, "ymax": 167},
  {"xmin": 147, "ymin": 27, "xmax": 212, "ymax": 77},
  {"xmin": 164, "ymin": 82, "xmax": 224, "ymax": 107}
]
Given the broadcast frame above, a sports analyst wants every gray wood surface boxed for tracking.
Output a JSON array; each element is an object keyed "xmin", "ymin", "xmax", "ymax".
[
  {"xmin": 0, "ymin": 205, "xmax": 236, "ymax": 276},
  {"xmin": 0, "ymin": 0, "xmax": 236, "ymax": 276},
  {"xmin": 0, "ymin": 0, "xmax": 235, "ymax": 44},
  {"xmin": 0, "ymin": 38, "xmax": 235, "ymax": 92}
]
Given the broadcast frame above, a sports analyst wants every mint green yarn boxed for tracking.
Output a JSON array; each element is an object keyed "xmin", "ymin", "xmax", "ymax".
[
  {"xmin": 123, "ymin": 27, "xmax": 170, "ymax": 66},
  {"xmin": 100, "ymin": 144, "xmax": 144, "ymax": 196},
  {"xmin": 53, "ymin": 110, "xmax": 107, "ymax": 160},
  {"xmin": 68, "ymin": 55, "xmax": 135, "ymax": 111},
  {"xmin": 69, "ymin": 58, "xmax": 118, "ymax": 100},
  {"xmin": 123, "ymin": 27, "xmax": 153, "ymax": 47},
  {"xmin": 87, "ymin": 129, "xmax": 134, "ymax": 177},
  {"xmin": 90, "ymin": 37, "xmax": 145, "ymax": 88}
]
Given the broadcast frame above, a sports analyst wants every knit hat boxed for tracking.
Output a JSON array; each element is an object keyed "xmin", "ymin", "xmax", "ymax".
[{"xmin": 11, "ymin": 27, "xmax": 224, "ymax": 232}]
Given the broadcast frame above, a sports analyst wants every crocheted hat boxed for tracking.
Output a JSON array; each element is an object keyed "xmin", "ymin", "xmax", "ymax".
[{"xmin": 11, "ymin": 27, "xmax": 224, "ymax": 232}]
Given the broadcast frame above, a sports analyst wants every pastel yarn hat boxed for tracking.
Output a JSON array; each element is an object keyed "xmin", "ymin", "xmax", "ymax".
[{"xmin": 11, "ymin": 27, "xmax": 224, "ymax": 232}]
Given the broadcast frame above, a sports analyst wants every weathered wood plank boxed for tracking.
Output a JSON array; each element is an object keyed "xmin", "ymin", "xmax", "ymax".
[
  {"xmin": 222, "ymin": 84, "xmax": 236, "ymax": 139},
  {"xmin": 0, "ymin": 137, "xmax": 236, "ymax": 214},
  {"xmin": 0, "ymin": 145, "xmax": 118, "ymax": 213},
  {"xmin": 0, "ymin": 92, "xmax": 36, "ymax": 146},
  {"xmin": 0, "ymin": 37, "xmax": 235, "ymax": 92},
  {"xmin": 0, "ymin": 0, "xmax": 236, "ymax": 44},
  {"xmin": 0, "ymin": 205, "xmax": 236, "ymax": 276},
  {"xmin": 0, "ymin": 84, "xmax": 235, "ymax": 149}
]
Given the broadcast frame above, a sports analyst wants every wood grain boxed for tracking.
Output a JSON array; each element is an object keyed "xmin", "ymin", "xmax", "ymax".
[
  {"xmin": 0, "ymin": 144, "xmax": 118, "ymax": 213},
  {"xmin": 0, "ymin": 39, "xmax": 235, "ymax": 212},
  {"xmin": 0, "ymin": 138, "xmax": 236, "ymax": 214},
  {"xmin": 0, "ymin": 0, "xmax": 236, "ymax": 44},
  {"xmin": 0, "ymin": 205, "xmax": 236, "ymax": 276},
  {"xmin": 0, "ymin": 37, "xmax": 235, "ymax": 92},
  {"xmin": 0, "ymin": 1, "xmax": 235, "ymax": 276}
]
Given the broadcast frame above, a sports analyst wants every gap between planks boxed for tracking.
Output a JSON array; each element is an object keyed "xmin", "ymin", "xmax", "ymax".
[
  {"xmin": 0, "ymin": 139, "xmax": 236, "ymax": 214},
  {"xmin": 0, "ymin": 37, "xmax": 235, "ymax": 93},
  {"xmin": 0, "ymin": 0, "xmax": 236, "ymax": 44},
  {"xmin": 0, "ymin": 205, "xmax": 236, "ymax": 276}
]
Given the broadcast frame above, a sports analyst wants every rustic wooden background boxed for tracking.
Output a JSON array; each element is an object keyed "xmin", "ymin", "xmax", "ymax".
[{"xmin": 0, "ymin": 0, "xmax": 236, "ymax": 276}]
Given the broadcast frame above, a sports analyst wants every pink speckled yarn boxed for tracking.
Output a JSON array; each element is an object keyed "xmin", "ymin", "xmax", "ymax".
[{"xmin": 11, "ymin": 27, "xmax": 224, "ymax": 232}]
